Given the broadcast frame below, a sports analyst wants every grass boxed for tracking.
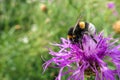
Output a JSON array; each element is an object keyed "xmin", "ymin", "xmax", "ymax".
[{"xmin": 0, "ymin": 0, "xmax": 120, "ymax": 80}]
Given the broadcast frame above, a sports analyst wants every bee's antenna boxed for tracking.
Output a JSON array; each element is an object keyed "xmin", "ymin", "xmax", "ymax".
[{"xmin": 73, "ymin": 14, "xmax": 83, "ymax": 33}]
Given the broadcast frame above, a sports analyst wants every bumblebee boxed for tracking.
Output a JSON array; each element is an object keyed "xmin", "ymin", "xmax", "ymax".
[{"xmin": 67, "ymin": 20, "xmax": 97, "ymax": 44}]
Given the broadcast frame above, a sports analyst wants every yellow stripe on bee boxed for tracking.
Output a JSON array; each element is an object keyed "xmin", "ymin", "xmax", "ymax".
[
  {"xmin": 79, "ymin": 22, "xmax": 85, "ymax": 29},
  {"xmin": 67, "ymin": 35, "xmax": 73, "ymax": 39}
]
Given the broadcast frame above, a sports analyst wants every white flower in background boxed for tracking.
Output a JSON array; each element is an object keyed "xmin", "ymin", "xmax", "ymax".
[
  {"xmin": 22, "ymin": 36, "xmax": 29, "ymax": 44},
  {"xmin": 31, "ymin": 24, "xmax": 37, "ymax": 32},
  {"xmin": 45, "ymin": 18, "xmax": 51, "ymax": 24}
]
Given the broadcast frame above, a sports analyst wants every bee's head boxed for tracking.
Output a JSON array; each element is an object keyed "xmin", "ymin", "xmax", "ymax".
[{"xmin": 78, "ymin": 22, "xmax": 85, "ymax": 29}]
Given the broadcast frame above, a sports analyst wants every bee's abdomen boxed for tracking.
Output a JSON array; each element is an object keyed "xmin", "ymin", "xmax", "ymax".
[{"xmin": 88, "ymin": 23, "xmax": 96, "ymax": 35}]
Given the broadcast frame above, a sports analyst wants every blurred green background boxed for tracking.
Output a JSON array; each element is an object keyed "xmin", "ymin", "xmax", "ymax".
[{"xmin": 0, "ymin": 0, "xmax": 120, "ymax": 80}]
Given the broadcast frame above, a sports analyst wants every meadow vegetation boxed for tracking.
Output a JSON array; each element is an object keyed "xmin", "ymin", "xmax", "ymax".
[{"xmin": 0, "ymin": 0, "xmax": 120, "ymax": 80}]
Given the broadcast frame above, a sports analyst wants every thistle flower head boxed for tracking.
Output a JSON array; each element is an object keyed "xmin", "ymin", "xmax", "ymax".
[
  {"xmin": 107, "ymin": 2, "xmax": 115, "ymax": 9},
  {"xmin": 107, "ymin": 2, "xmax": 118, "ymax": 16},
  {"xmin": 43, "ymin": 32, "xmax": 120, "ymax": 80}
]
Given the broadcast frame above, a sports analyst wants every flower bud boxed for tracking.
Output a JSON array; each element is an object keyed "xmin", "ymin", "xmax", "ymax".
[
  {"xmin": 113, "ymin": 20, "xmax": 120, "ymax": 33},
  {"xmin": 40, "ymin": 4, "xmax": 47, "ymax": 12}
]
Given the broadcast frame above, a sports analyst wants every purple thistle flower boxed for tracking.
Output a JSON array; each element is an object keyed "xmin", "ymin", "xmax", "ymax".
[
  {"xmin": 107, "ymin": 2, "xmax": 115, "ymax": 9},
  {"xmin": 107, "ymin": 2, "xmax": 118, "ymax": 16},
  {"xmin": 43, "ymin": 32, "xmax": 120, "ymax": 80}
]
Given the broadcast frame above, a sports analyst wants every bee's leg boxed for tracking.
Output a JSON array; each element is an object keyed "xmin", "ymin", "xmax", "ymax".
[
  {"xmin": 78, "ymin": 35, "xmax": 84, "ymax": 50},
  {"xmin": 80, "ymin": 39, "xmax": 84, "ymax": 50},
  {"xmin": 90, "ymin": 35, "xmax": 97, "ymax": 43}
]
